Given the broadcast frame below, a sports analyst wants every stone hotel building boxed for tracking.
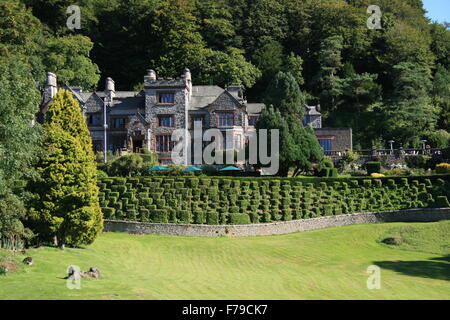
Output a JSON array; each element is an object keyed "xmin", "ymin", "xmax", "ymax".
[{"xmin": 39, "ymin": 69, "xmax": 352, "ymax": 163}]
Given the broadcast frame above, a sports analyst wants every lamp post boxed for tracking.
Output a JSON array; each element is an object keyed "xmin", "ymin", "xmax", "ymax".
[
  {"xmin": 103, "ymin": 96, "xmax": 109, "ymax": 164},
  {"xmin": 420, "ymin": 139, "xmax": 428, "ymax": 150},
  {"xmin": 388, "ymin": 140, "xmax": 395, "ymax": 155}
]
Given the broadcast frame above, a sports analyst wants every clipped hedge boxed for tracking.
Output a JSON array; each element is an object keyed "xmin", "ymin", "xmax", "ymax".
[{"xmin": 98, "ymin": 175, "xmax": 450, "ymax": 225}]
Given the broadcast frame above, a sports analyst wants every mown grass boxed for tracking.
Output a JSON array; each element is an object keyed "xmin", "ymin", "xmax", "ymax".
[{"xmin": 0, "ymin": 221, "xmax": 449, "ymax": 300}]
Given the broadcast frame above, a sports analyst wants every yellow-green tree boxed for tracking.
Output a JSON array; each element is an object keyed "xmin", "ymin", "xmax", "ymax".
[{"xmin": 29, "ymin": 89, "xmax": 103, "ymax": 248}]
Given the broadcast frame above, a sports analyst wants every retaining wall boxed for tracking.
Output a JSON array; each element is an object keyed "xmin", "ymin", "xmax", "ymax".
[{"xmin": 103, "ymin": 207, "xmax": 450, "ymax": 237}]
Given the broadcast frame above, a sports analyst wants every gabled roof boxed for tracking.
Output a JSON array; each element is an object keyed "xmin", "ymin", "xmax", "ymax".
[
  {"xmin": 189, "ymin": 85, "xmax": 225, "ymax": 110},
  {"xmin": 208, "ymin": 90, "xmax": 243, "ymax": 111}
]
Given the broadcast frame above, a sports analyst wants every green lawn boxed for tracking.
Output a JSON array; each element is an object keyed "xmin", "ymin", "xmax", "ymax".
[{"xmin": 0, "ymin": 221, "xmax": 449, "ymax": 300}]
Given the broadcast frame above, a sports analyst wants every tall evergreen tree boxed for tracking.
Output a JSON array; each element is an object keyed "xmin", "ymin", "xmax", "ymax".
[
  {"xmin": 29, "ymin": 89, "xmax": 103, "ymax": 248},
  {"xmin": 257, "ymin": 72, "xmax": 323, "ymax": 176},
  {"xmin": 317, "ymin": 35, "xmax": 345, "ymax": 112},
  {"xmin": 264, "ymin": 71, "xmax": 306, "ymax": 118}
]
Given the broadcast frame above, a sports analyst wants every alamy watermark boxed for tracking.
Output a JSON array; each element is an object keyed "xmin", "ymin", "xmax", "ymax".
[
  {"xmin": 367, "ymin": 5, "xmax": 382, "ymax": 30},
  {"xmin": 169, "ymin": 124, "xmax": 280, "ymax": 175},
  {"xmin": 366, "ymin": 265, "xmax": 381, "ymax": 289},
  {"xmin": 66, "ymin": 5, "xmax": 81, "ymax": 31},
  {"xmin": 66, "ymin": 265, "xmax": 81, "ymax": 289}
]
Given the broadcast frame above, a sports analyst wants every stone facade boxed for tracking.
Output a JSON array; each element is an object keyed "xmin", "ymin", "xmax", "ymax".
[
  {"xmin": 314, "ymin": 128, "xmax": 353, "ymax": 154},
  {"xmin": 39, "ymin": 68, "xmax": 353, "ymax": 163},
  {"xmin": 103, "ymin": 208, "xmax": 450, "ymax": 237}
]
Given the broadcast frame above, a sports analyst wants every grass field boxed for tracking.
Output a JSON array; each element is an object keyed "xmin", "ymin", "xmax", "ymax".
[{"xmin": 0, "ymin": 221, "xmax": 449, "ymax": 300}]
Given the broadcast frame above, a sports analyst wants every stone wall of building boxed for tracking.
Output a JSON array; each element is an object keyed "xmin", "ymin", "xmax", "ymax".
[
  {"xmin": 103, "ymin": 208, "xmax": 450, "ymax": 237},
  {"xmin": 314, "ymin": 128, "xmax": 353, "ymax": 151}
]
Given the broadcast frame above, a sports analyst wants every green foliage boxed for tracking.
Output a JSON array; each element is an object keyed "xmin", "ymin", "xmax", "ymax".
[
  {"xmin": 98, "ymin": 175, "xmax": 450, "ymax": 226},
  {"xmin": 97, "ymin": 170, "xmax": 108, "ymax": 179},
  {"xmin": 427, "ymin": 130, "xmax": 450, "ymax": 149},
  {"xmin": 0, "ymin": 58, "xmax": 42, "ymax": 196},
  {"xmin": 230, "ymin": 213, "xmax": 251, "ymax": 225},
  {"xmin": 404, "ymin": 155, "xmax": 432, "ymax": 169},
  {"xmin": 0, "ymin": 57, "xmax": 42, "ymax": 247},
  {"xmin": 264, "ymin": 72, "xmax": 305, "ymax": 118},
  {"xmin": 365, "ymin": 162, "xmax": 382, "ymax": 175},
  {"xmin": 108, "ymin": 153, "xmax": 158, "ymax": 177},
  {"xmin": 256, "ymin": 74, "xmax": 324, "ymax": 176},
  {"xmin": 29, "ymin": 90, "xmax": 103, "ymax": 247}
]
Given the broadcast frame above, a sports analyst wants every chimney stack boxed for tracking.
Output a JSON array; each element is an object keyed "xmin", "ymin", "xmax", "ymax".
[
  {"xmin": 46, "ymin": 72, "xmax": 57, "ymax": 99},
  {"xmin": 144, "ymin": 69, "xmax": 157, "ymax": 82},
  {"xmin": 105, "ymin": 77, "xmax": 115, "ymax": 103},
  {"xmin": 183, "ymin": 68, "xmax": 192, "ymax": 98}
]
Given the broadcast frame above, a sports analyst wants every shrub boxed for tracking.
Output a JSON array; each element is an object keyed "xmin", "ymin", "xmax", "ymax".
[
  {"xmin": 97, "ymin": 170, "xmax": 109, "ymax": 179},
  {"xmin": 206, "ymin": 211, "xmax": 219, "ymax": 225},
  {"xmin": 365, "ymin": 162, "xmax": 381, "ymax": 175},
  {"xmin": 108, "ymin": 153, "xmax": 158, "ymax": 177},
  {"xmin": 435, "ymin": 163, "xmax": 450, "ymax": 174},
  {"xmin": 404, "ymin": 155, "xmax": 432, "ymax": 169},
  {"xmin": 371, "ymin": 173, "xmax": 385, "ymax": 178},
  {"xmin": 102, "ymin": 207, "xmax": 116, "ymax": 219},
  {"xmin": 193, "ymin": 210, "xmax": 205, "ymax": 224},
  {"xmin": 151, "ymin": 210, "xmax": 168, "ymax": 223},
  {"xmin": 434, "ymin": 196, "xmax": 450, "ymax": 208},
  {"xmin": 230, "ymin": 213, "xmax": 251, "ymax": 225},
  {"xmin": 97, "ymin": 175, "xmax": 450, "ymax": 226}
]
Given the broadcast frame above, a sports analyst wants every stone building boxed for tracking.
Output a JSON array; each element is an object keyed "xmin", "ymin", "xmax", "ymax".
[{"xmin": 40, "ymin": 69, "xmax": 352, "ymax": 163}]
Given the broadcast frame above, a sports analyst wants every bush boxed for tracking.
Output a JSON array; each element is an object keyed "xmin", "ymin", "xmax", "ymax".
[
  {"xmin": 97, "ymin": 170, "xmax": 109, "ymax": 179},
  {"xmin": 435, "ymin": 163, "xmax": 450, "ymax": 174},
  {"xmin": 404, "ymin": 155, "xmax": 432, "ymax": 169},
  {"xmin": 97, "ymin": 175, "xmax": 450, "ymax": 226},
  {"xmin": 434, "ymin": 196, "xmax": 450, "ymax": 208},
  {"xmin": 365, "ymin": 162, "xmax": 381, "ymax": 175},
  {"xmin": 230, "ymin": 213, "xmax": 251, "ymax": 225},
  {"xmin": 371, "ymin": 173, "xmax": 385, "ymax": 178},
  {"xmin": 206, "ymin": 211, "xmax": 219, "ymax": 225},
  {"xmin": 108, "ymin": 153, "xmax": 158, "ymax": 177}
]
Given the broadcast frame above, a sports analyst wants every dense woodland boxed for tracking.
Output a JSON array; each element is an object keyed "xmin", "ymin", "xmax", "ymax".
[{"xmin": 1, "ymin": 0, "xmax": 449, "ymax": 149}]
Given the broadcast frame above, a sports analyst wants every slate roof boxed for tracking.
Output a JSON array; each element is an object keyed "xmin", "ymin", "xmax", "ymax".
[
  {"xmin": 189, "ymin": 85, "xmax": 225, "ymax": 110},
  {"xmin": 246, "ymin": 103, "xmax": 265, "ymax": 115}
]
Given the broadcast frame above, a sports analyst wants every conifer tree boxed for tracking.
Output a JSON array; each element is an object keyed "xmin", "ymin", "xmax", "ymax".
[{"xmin": 29, "ymin": 89, "xmax": 103, "ymax": 248}]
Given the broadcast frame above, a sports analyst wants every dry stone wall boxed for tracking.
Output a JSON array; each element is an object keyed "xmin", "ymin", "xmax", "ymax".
[{"xmin": 103, "ymin": 208, "xmax": 450, "ymax": 237}]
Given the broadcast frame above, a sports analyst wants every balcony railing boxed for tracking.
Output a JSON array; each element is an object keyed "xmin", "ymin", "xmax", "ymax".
[{"xmin": 325, "ymin": 149, "xmax": 445, "ymax": 158}]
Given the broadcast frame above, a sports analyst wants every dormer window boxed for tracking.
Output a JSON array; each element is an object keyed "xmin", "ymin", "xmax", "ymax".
[{"xmin": 158, "ymin": 92, "xmax": 175, "ymax": 104}]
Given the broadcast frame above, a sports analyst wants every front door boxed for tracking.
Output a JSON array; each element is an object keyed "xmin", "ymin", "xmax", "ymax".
[{"xmin": 133, "ymin": 138, "xmax": 143, "ymax": 153}]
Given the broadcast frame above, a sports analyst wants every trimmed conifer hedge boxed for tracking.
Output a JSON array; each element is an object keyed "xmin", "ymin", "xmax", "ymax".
[{"xmin": 98, "ymin": 175, "xmax": 450, "ymax": 225}]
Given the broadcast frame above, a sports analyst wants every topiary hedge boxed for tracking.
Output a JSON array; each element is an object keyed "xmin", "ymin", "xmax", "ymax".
[{"xmin": 98, "ymin": 175, "xmax": 450, "ymax": 225}]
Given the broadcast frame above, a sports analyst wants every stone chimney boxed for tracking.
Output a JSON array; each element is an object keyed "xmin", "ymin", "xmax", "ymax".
[
  {"xmin": 38, "ymin": 72, "xmax": 57, "ymax": 124},
  {"xmin": 144, "ymin": 69, "xmax": 157, "ymax": 82},
  {"xmin": 45, "ymin": 72, "xmax": 57, "ymax": 100},
  {"xmin": 226, "ymin": 85, "xmax": 243, "ymax": 101},
  {"xmin": 105, "ymin": 77, "xmax": 115, "ymax": 103},
  {"xmin": 183, "ymin": 68, "xmax": 192, "ymax": 98}
]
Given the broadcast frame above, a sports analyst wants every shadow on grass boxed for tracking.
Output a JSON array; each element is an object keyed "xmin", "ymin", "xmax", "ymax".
[{"xmin": 374, "ymin": 255, "xmax": 450, "ymax": 281}]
